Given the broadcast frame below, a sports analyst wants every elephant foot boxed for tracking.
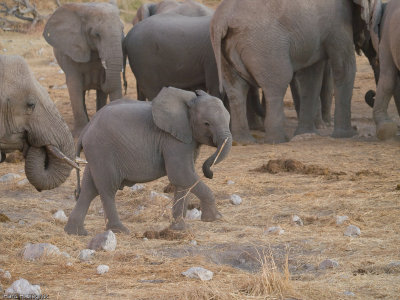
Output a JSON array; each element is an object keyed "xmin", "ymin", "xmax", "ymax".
[
  {"xmin": 232, "ymin": 131, "xmax": 256, "ymax": 145},
  {"xmin": 376, "ymin": 121, "xmax": 398, "ymax": 140},
  {"xmin": 294, "ymin": 126, "xmax": 318, "ymax": 136},
  {"xmin": 264, "ymin": 130, "xmax": 289, "ymax": 144},
  {"xmin": 106, "ymin": 222, "xmax": 130, "ymax": 234},
  {"xmin": 170, "ymin": 218, "xmax": 187, "ymax": 230},
  {"xmin": 331, "ymin": 127, "xmax": 357, "ymax": 138},
  {"xmin": 64, "ymin": 222, "xmax": 88, "ymax": 236},
  {"xmin": 201, "ymin": 208, "xmax": 222, "ymax": 222}
]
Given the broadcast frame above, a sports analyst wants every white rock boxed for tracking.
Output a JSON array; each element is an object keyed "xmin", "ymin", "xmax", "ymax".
[
  {"xmin": 230, "ymin": 194, "xmax": 242, "ymax": 205},
  {"xmin": 66, "ymin": 262, "xmax": 73, "ymax": 267},
  {"xmin": 343, "ymin": 291, "xmax": 355, "ymax": 297},
  {"xmin": 18, "ymin": 220, "xmax": 25, "ymax": 225},
  {"xmin": 318, "ymin": 259, "xmax": 339, "ymax": 270},
  {"xmin": 39, "ymin": 77, "xmax": 45, "ymax": 81},
  {"xmin": 336, "ymin": 215, "xmax": 349, "ymax": 225},
  {"xmin": 142, "ymin": 237, "xmax": 148, "ymax": 241},
  {"xmin": 3, "ymin": 271, "xmax": 11, "ymax": 280},
  {"xmin": 150, "ymin": 190, "xmax": 170, "ymax": 201},
  {"xmin": 88, "ymin": 230, "xmax": 117, "ymax": 251},
  {"xmin": 53, "ymin": 210, "xmax": 68, "ymax": 223},
  {"xmin": 185, "ymin": 208, "xmax": 202, "ymax": 220},
  {"xmin": 5, "ymin": 278, "xmax": 41, "ymax": 296},
  {"xmin": 0, "ymin": 173, "xmax": 21, "ymax": 183},
  {"xmin": 96, "ymin": 265, "xmax": 109, "ymax": 275},
  {"xmin": 78, "ymin": 249, "xmax": 95, "ymax": 261},
  {"xmin": 58, "ymin": 69, "xmax": 64, "ymax": 74},
  {"xmin": 292, "ymin": 215, "xmax": 303, "ymax": 226},
  {"xmin": 189, "ymin": 240, "xmax": 197, "ymax": 246},
  {"xmin": 22, "ymin": 243, "xmax": 61, "ymax": 261},
  {"xmin": 3, "ymin": 48, "xmax": 7, "ymax": 52},
  {"xmin": 227, "ymin": 180, "xmax": 235, "ymax": 185},
  {"xmin": 265, "ymin": 226, "xmax": 285, "ymax": 235},
  {"xmin": 37, "ymin": 48, "xmax": 44, "ymax": 56},
  {"xmin": 182, "ymin": 267, "xmax": 213, "ymax": 281},
  {"xmin": 130, "ymin": 184, "xmax": 145, "ymax": 192},
  {"xmin": 344, "ymin": 225, "xmax": 361, "ymax": 237},
  {"xmin": 17, "ymin": 179, "xmax": 29, "ymax": 186}
]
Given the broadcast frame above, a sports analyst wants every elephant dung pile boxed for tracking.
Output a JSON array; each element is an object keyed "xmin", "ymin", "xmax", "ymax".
[
  {"xmin": 254, "ymin": 159, "xmax": 346, "ymax": 177},
  {"xmin": 142, "ymin": 227, "xmax": 193, "ymax": 241}
]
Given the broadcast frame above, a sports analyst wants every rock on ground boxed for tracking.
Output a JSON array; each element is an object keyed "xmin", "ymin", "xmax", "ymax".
[
  {"xmin": 5, "ymin": 278, "xmax": 41, "ymax": 296},
  {"xmin": 0, "ymin": 173, "xmax": 21, "ymax": 183},
  {"xmin": 21, "ymin": 243, "xmax": 61, "ymax": 261},
  {"xmin": 150, "ymin": 191, "xmax": 170, "ymax": 201},
  {"xmin": 78, "ymin": 249, "xmax": 95, "ymax": 261},
  {"xmin": 3, "ymin": 271, "xmax": 11, "ymax": 280},
  {"xmin": 265, "ymin": 226, "xmax": 285, "ymax": 235},
  {"xmin": 227, "ymin": 180, "xmax": 235, "ymax": 185},
  {"xmin": 292, "ymin": 215, "xmax": 303, "ymax": 226},
  {"xmin": 230, "ymin": 194, "xmax": 242, "ymax": 205},
  {"xmin": 336, "ymin": 215, "xmax": 349, "ymax": 225},
  {"xmin": 182, "ymin": 267, "xmax": 213, "ymax": 281},
  {"xmin": 344, "ymin": 225, "xmax": 361, "ymax": 237},
  {"xmin": 130, "ymin": 184, "xmax": 145, "ymax": 192},
  {"xmin": 88, "ymin": 230, "xmax": 117, "ymax": 251},
  {"xmin": 319, "ymin": 259, "xmax": 339, "ymax": 270},
  {"xmin": 97, "ymin": 265, "xmax": 109, "ymax": 275},
  {"xmin": 186, "ymin": 208, "xmax": 202, "ymax": 220},
  {"xmin": 52, "ymin": 210, "xmax": 68, "ymax": 223}
]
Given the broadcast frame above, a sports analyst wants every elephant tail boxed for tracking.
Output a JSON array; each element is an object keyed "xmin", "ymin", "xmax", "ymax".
[
  {"xmin": 74, "ymin": 123, "xmax": 89, "ymax": 201},
  {"xmin": 122, "ymin": 38, "xmax": 128, "ymax": 95},
  {"xmin": 210, "ymin": 11, "xmax": 229, "ymax": 94}
]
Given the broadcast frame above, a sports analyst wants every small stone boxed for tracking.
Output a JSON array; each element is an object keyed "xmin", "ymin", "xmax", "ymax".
[
  {"xmin": 96, "ymin": 265, "xmax": 109, "ymax": 275},
  {"xmin": 3, "ymin": 271, "xmax": 11, "ymax": 280},
  {"xmin": 39, "ymin": 77, "xmax": 45, "ymax": 81},
  {"xmin": 150, "ymin": 191, "xmax": 170, "ymax": 201},
  {"xmin": 0, "ymin": 173, "xmax": 21, "ymax": 183},
  {"xmin": 292, "ymin": 215, "xmax": 303, "ymax": 226},
  {"xmin": 318, "ymin": 259, "xmax": 339, "ymax": 270},
  {"xmin": 37, "ymin": 48, "xmax": 44, "ymax": 56},
  {"xmin": 142, "ymin": 237, "xmax": 148, "ymax": 241},
  {"xmin": 344, "ymin": 225, "xmax": 361, "ymax": 237},
  {"xmin": 265, "ymin": 226, "xmax": 284, "ymax": 235},
  {"xmin": 227, "ymin": 180, "xmax": 235, "ymax": 185},
  {"xmin": 21, "ymin": 243, "xmax": 61, "ymax": 261},
  {"xmin": 5, "ymin": 278, "xmax": 41, "ymax": 296},
  {"xmin": 130, "ymin": 184, "xmax": 145, "ymax": 192},
  {"xmin": 17, "ymin": 179, "xmax": 29, "ymax": 186},
  {"xmin": 58, "ymin": 69, "xmax": 64, "ymax": 74},
  {"xmin": 189, "ymin": 240, "xmax": 197, "ymax": 246},
  {"xmin": 336, "ymin": 215, "xmax": 349, "ymax": 225},
  {"xmin": 182, "ymin": 267, "xmax": 213, "ymax": 281},
  {"xmin": 53, "ymin": 210, "xmax": 68, "ymax": 223},
  {"xmin": 78, "ymin": 249, "xmax": 95, "ymax": 261},
  {"xmin": 18, "ymin": 220, "xmax": 25, "ymax": 225},
  {"xmin": 185, "ymin": 208, "xmax": 202, "ymax": 220},
  {"xmin": 230, "ymin": 194, "xmax": 242, "ymax": 205},
  {"xmin": 66, "ymin": 262, "xmax": 73, "ymax": 267},
  {"xmin": 343, "ymin": 291, "xmax": 355, "ymax": 297},
  {"xmin": 88, "ymin": 230, "xmax": 117, "ymax": 251}
]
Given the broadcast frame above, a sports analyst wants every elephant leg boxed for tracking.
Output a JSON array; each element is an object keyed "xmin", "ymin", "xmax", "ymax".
[
  {"xmin": 393, "ymin": 76, "xmax": 400, "ymax": 117},
  {"xmin": 169, "ymin": 186, "xmax": 190, "ymax": 230},
  {"xmin": 313, "ymin": 98, "xmax": 326, "ymax": 129},
  {"xmin": 96, "ymin": 89, "xmax": 108, "ymax": 111},
  {"xmin": 327, "ymin": 42, "xmax": 356, "ymax": 138},
  {"xmin": 222, "ymin": 60, "xmax": 255, "ymax": 144},
  {"xmin": 191, "ymin": 181, "xmax": 221, "ymax": 222},
  {"xmin": 294, "ymin": 60, "xmax": 325, "ymax": 136},
  {"xmin": 290, "ymin": 76, "xmax": 300, "ymax": 117},
  {"xmin": 64, "ymin": 167, "xmax": 98, "ymax": 235},
  {"xmin": 108, "ymin": 89, "xmax": 122, "ymax": 101},
  {"xmin": 246, "ymin": 87, "xmax": 264, "ymax": 131},
  {"xmin": 373, "ymin": 60, "xmax": 398, "ymax": 140},
  {"xmin": 320, "ymin": 62, "xmax": 333, "ymax": 126},
  {"xmin": 66, "ymin": 73, "xmax": 88, "ymax": 138},
  {"xmin": 137, "ymin": 82, "xmax": 146, "ymax": 101}
]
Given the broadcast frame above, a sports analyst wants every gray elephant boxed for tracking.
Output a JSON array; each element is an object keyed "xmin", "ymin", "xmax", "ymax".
[
  {"xmin": 368, "ymin": 0, "xmax": 400, "ymax": 140},
  {"xmin": 43, "ymin": 2, "xmax": 124, "ymax": 138},
  {"xmin": 0, "ymin": 55, "xmax": 77, "ymax": 191},
  {"xmin": 64, "ymin": 87, "xmax": 232, "ymax": 235},
  {"xmin": 132, "ymin": 0, "xmax": 213, "ymax": 25},
  {"xmin": 211, "ymin": 0, "xmax": 372, "ymax": 144}
]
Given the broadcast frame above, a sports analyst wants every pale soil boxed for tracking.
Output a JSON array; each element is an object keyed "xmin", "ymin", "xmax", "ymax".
[{"xmin": 1, "ymin": 3, "xmax": 400, "ymax": 299}]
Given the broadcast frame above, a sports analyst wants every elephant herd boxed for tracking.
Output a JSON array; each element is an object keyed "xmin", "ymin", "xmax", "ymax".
[{"xmin": 1, "ymin": 0, "xmax": 399, "ymax": 235}]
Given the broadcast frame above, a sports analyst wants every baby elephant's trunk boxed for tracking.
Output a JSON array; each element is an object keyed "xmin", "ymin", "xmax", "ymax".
[{"xmin": 202, "ymin": 132, "xmax": 232, "ymax": 179}]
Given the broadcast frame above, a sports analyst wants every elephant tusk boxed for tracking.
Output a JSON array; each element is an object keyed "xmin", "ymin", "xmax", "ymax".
[
  {"xmin": 45, "ymin": 145, "xmax": 80, "ymax": 170},
  {"xmin": 75, "ymin": 157, "xmax": 88, "ymax": 165},
  {"xmin": 101, "ymin": 60, "xmax": 107, "ymax": 70}
]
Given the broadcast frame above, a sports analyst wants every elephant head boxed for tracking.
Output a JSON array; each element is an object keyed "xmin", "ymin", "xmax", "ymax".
[
  {"xmin": 0, "ymin": 55, "xmax": 76, "ymax": 191},
  {"xmin": 43, "ymin": 3, "xmax": 123, "ymax": 98},
  {"xmin": 152, "ymin": 87, "xmax": 232, "ymax": 179},
  {"xmin": 132, "ymin": 0, "xmax": 179, "ymax": 25}
]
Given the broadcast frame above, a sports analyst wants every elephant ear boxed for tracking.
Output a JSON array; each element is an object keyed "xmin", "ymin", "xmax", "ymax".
[
  {"xmin": 370, "ymin": 0, "xmax": 383, "ymax": 53},
  {"xmin": 43, "ymin": 4, "xmax": 90, "ymax": 63},
  {"xmin": 152, "ymin": 87, "xmax": 196, "ymax": 144},
  {"xmin": 132, "ymin": 3, "xmax": 155, "ymax": 25}
]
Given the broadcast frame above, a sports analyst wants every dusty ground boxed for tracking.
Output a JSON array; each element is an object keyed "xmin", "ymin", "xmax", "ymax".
[{"xmin": 1, "ymin": 1, "xmax": 400, "ymax": 299}]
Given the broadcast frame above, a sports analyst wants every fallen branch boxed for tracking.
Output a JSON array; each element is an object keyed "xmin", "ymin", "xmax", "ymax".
[{"xmin": 0, "ymin": 0, "xmax": 47, "ymax": 31}]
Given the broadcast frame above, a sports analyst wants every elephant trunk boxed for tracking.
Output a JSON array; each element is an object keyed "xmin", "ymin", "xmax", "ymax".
[
  {"xmin": 101, "ymin": 45, "xmax": 123, "ymax": 100},
  {"xmin": 202, "ymin": 131, "xmax": 232, "ymax": 179},
  {"xmin": 24, "ymin": 102, "xmax": 75, "ymax": 191}
]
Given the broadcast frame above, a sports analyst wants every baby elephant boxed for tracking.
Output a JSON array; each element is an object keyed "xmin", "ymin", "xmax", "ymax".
[{"xmin": 65, "ymin": 87, "xmax": 232, "ymax": 235}]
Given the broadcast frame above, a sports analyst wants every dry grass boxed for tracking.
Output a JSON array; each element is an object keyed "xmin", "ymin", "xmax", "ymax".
[{"xmin": 1, "ymin": 0, "xmax": 400, "ymax": 299}]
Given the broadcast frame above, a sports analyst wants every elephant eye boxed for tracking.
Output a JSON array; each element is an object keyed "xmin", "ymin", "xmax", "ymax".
[
  {"xmin": 26, "ymin": 101, "xmax": 36, "ymax": 113},
  {"xmin": 204, "ymin": 121, "xmax": 210, "ymax": 127}
]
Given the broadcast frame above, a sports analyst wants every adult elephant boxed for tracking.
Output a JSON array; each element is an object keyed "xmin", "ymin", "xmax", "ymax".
[
  {"xmin": 0, "ymin": 55, "xmax": 77, "ymax": 191},
  {"xmin": 132, "ymin": 0, "xmax": 213, "ymax": 25},
  {"xmin": 43, "ymin": 2, "xmax": 124, "ymax": 138},
  {"xmin": 211, "ymin": 0, "xmax": 372, "ymax": 144},
  {"xmin": 367, "ymin": 0, "xmax": 400, "ymax": 140}
]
